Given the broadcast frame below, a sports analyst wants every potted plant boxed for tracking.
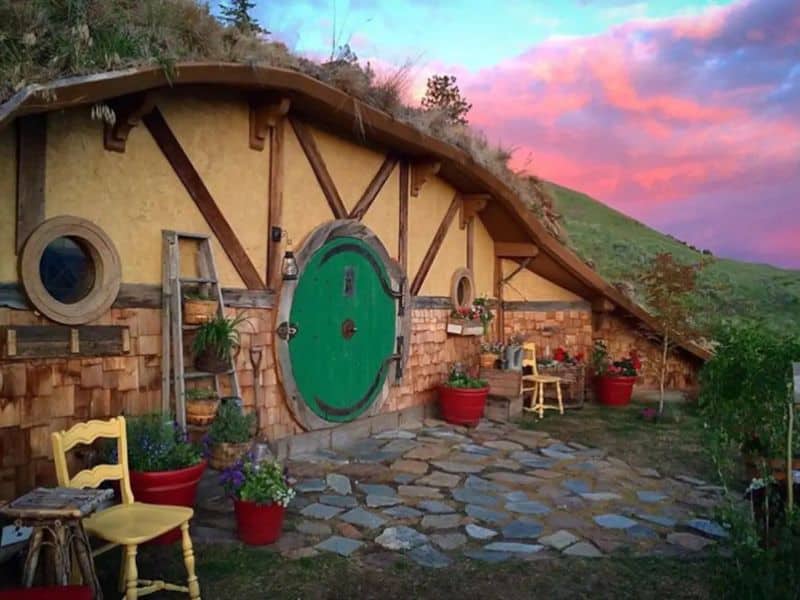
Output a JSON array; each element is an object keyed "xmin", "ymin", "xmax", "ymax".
[
  {"xmin": 592, "ymin": 340, "xmax": 641, "ymax": 406},
  {"xmin": 121, "ymin": 414, "xmax": 205, "ymax": 544},
  {"xmin": 438, "ymin": 365, "xmax": 490, "ymax": 426},
  {"xmin": 183, "ymin": 289, "xmax": 218, "ymax": 324},
  {"xmin": 480, "ymin": 341, "xmax": 504, "ymax": 369},
  {"xmin": 207, "ymin": 399, "xmax": 256, "ymax": 470},
  {"xmin": 221, "ymin": 456, "xmax": 295, "ymax": 545},
  {"xmin": 185, "ymin": 387, "xmax": 219, "ymax": 426},
  {"xmin": 192, "ymin": 313, "xmax": 246, "ymax": 373},
  {"xmin": 447, "ymin": 296, "xmax": 494, "ymax": 336}
]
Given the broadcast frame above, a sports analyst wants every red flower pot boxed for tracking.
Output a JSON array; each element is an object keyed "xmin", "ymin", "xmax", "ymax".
[
  {"xmin": 129, "ymin": 460, "xmax": 207, "ymax": 545},
  {"xmin": 438, "ymin": 385, "xmax": 489, "ymax": 427},
  {"xmin": 595, "ymin": 376, "xmax": 636, "ymax": 406},
  {"xmin": 234, "ymin": 499, "xmax": 286, "ymax": 545}
]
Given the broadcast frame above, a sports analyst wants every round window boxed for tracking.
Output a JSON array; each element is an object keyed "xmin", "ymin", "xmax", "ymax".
[
  {"xmin": 39, "ymin": 236, "xmax": 96, "ymax": 304},
  {"xmin": 20, "ymin": 216, "xmax": 121, "ymax": 325},
  {"xmin": 450, "ymin": 267, "xmax": 476, "ymax": 310}
]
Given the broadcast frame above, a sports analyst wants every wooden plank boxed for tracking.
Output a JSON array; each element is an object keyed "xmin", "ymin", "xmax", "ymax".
[
  {"xmin": 467, "ymin": 218, "xmax": 474, "ymax": 272},
  {"xmin": 411, "ymin": 296, "xmax": 453, "ymax": 310},
  {"xmin": 349, "ymin": 155, "xmax": 397, "ymax": 220},
  {"xmin": 410, "ymin": 193, "xmax": 460, "ymax": 296},
  {"xmin": 503, "ymin": 300, "xmax": 591, "ymax": 312},
  {"xmin": 267, "ymin": 119, "xmax": 285, "ymax": 290},
  {"xmin": 398, "ymin": 161, "xmax": 409, "ymax": 273},
  {"xmin": 494, "ymin": 256, "xmax": 505, "ymax": 342},
  {"xmin": 495, "ymin": 242, "xmax": 539, "ymax": 258},
  {"xmin": 289, "ymin": 117, "xmax": 347, "ymax": 219},
  {"xmin": 0, "ymin": 326, "xmax": 129, "ymax": 359},
  {"xmin": 16, "ymin": 114, "xmax": 47, "ymax": 253},
  {"xmin": 143, "ymin": 108, "xmax": 265, "ymax": 290}
]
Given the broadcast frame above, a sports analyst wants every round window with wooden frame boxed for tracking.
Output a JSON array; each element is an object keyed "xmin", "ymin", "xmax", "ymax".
[
  {"xmin": 20, "ymin": 216, "xmax": 121, "ymax": 325},
  {"xmin": 450, "ymin": 267, "xmax": 476, "ymax": 310}
]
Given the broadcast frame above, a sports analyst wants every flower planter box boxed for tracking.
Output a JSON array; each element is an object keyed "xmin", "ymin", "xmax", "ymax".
[
  {"xmin": 234, "ymin": 499, "xmax": 286, "ymax": 545},
  {"xmin": 595, "ymin": 375, "xmax": 636, "ymax": 406},
  {"xmin": 446, "ymin": 319, "xmax": 484, "ymax": 336},
  {"xmin": 438, "ymin": 385, "xmax": 489, "ymax": 426},
  {"xmin": 129, "ymin": 460, "xmax": 207, "ymax": 545}
]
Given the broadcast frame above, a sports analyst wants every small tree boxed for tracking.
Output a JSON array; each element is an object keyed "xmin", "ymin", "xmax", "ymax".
[
  {"xmin": 637, "ymin": 253, "xmax": 707, "ymax": 415},
  {"xmin": 219, "ymin": 0, "xmax": 267, "ymax": 35},
  {"xmin": 421, "ymin": 74, "xmax": 472, "ymax": 125}
]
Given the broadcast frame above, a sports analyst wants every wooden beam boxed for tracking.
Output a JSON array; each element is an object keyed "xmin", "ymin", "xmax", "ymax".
[
  {"xmin": 249, "ymin": 96, "xmax": 290, "ymax": 151},
  {"xmin": 267, "ymin": 119, "xmax": 286, "ymax": 290},
  {"xmin": 399, "ymin": 161, "xmax": 409, "ymax": 273},
  {"xmin": 460, "ymin": 193, "xmax": 489, "ymax": 229},
  {"xmin": 16, "ymin": 114, "xmax": 47, "ymax": 253},
  {"xmin": 410, "ymin": 193, "xmax": 460, "ymax": 296},
  {"xmin": 494, "ymin": 255, "xmax": 505, "ymax": 342},
  {"xmin": 349, "ymin": 155, "xmax": 398, "ymax": 220},
  {"xmin": 289, "ymin": 117, "xmax": 347, "ymax": 219},
  {"xmin": 103, "ymin": 93, "xmax": 155, "ymax": 153},
  {"xmin": 143, "ymin": 108, "xmax": 265, "ymax": 290},
  {"xmin": 592, "ymin": 297, "xmax": 616, "ymax": 313},
  {"xmin": 495, "ymin": 242, "xmax": 539, "ymax": 258},
  {"xmin": 410, "ymin": 159, "xmax": 441, "ymax": 197},
  {"xmin": 466, "ymin": 219, "xmax": 474, "ymax": 272}
]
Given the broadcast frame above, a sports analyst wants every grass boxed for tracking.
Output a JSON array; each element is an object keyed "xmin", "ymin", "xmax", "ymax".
[
  {"xmin": 548, "ymin": 182, "xmax": 800, "ymax": 334},
  {"xmin": 91, "ymin": 544, "xmax": 713, "ymax": 599},
  {"xmin": 518, "ymin": 397, "xmax": 717, "ymax": 482}
]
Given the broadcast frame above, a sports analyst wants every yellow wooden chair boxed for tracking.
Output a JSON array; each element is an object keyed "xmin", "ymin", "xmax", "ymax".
[
  {"xmin": 521, "ymin": 342, "xmax": 564, "ymax": 418},
  {"xmin": 52, "ymin": 417, "xmax": 201, "ymax": 600}
]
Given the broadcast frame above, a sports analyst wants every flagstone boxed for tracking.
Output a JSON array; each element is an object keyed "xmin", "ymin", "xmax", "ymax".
[
  {"xmin": 315, "ymin": 536, "xmax": 363, "ymax": 557},
  {"xmin": 460, "ymin": 444, "xmax": 496, "ymax": 456},
  {"xmin": 486, "ymin": 472, "xmax": 542, "ymax": 487},
  {"xmin": 326, "ymin": 473, "xmax": 352, "ymax": 495},
  {"xmin": 374, "ymin": 429, "xmax": 417, "ymax": 440},
  {"xmin": 540, "ymin": 447, "xmax": 577, "ymax": 461},
  {"xmin": 421, "ymin": 513, "xmax": 462, "ymax": 529},
  {"xmin": 594, "ymin": 514, "xmax": 638, "ymax": 529},
  {"xmin": 301, "ymin": 503, "xmax": 344, "ymax": 520},
  {"xmin": 366, "ymin": 495, "xmax": 403, "ymax": 508},
  {"xmin": 398, "ymin": 485, "xmax": 443, "ymax": 499},
  {"xmin": 394, "ymin": 474, "xmax": 417, "ymax": 484},
  {"xmin": 466, "ymin": 504, "xmax": 511, "ymax": 525},
  {"xmin": 404, "ymin": 445, "xmax": 449, "ymax": 461},
  {"xmin": 465, "ymin": 524, "xmax": 498, "ymax": 540},
  {"xmin": 636, "ymin": 513, "xmax": 678, "ymax": 528},
  {"xmin": 452, "ymin": 487, "xmax": 500, "ymax": 507},
  {"xmin": 685, "ymin": 518, "xmax": 729, "ymax": 539},
  {"xmin": 504, "ymin": 491, "xmax": 528, "ymax": 502},
  {"xmin": 667, "ymin": 532, "xmax": 714, "ymax": 552},
  {"xmin": 580, "ymin": 492, "xmax": 622, "ymax": 502},
  {"xmin": 675, "ymin": 475, "xmax": 707, "ymax": 486},
  {"xmin": 562, "ymin": 542, "xmax": 603, "ymax": 558},
  {"xmin": 340, "ymin": 507, "xmax": 387, "ymax": 530},
  {"xmin": 627, "ymin": 524, "xmax": 659, "ymax": 540},
  {"xmin": 637, "ymin": 491, "xmax": 668, "ymax": 503},
  {"xmin": 532, "ymin": 469, "xmax": 562, "ymax": 480},
  {"xmin": 383, "ymin": 505, "xmax": 422, "ymax": 519},
  {"xmin": 431, "ymin": 461, "xmax": 485, "ymax": 474},
  {"xmin": 484, "ymin": 542, "xmax": 544, "ymax": 554},
  {"xmin": 358, "ymin": 483, "xmax": 396, "ymax": 497},
  {"xmin": 408, "ymin": 544, "xmax": 452, "ymax": 568},
  {"xmin": 539, "ymin": 530, "xmax": 579, "ymax": 550},
  {"xmin": 296, "ymin": 520, "xmax": 333, "ymax": 536},
  {"xmin": 382, "ymin": 439, "xmax": 419, "ymax": 455},
  {"xmin": 416, "ymin": 471, "xmax": 461, "ymax": 488},
  {"xmin": 374, "ymin": 526, "xmax": 429, "ymax": 550},
  {"xmin": 465, "ymin": 475, "xmax": 509, "ymax": 493},
  {"xmin": 483, "ymin": 440, "xmax": 524, "ymax": 452},
  {"xmin": 493, "ymin": 459, "xmax": 523, "ymax": 471},
  {"xmin": 391, "ymin": 460, "xmax": 429, "ymax": 475},
  {"xmin": 562, "ymin": 479, "xmax": 591, "ymax": 494},
  {"xmin": 505, "ymin": 500, "xmax": 551, "ymax": 515},
  {"xmin": 464, "ymin": 549, "xmax": 512, "ymax": 563},
  {"xmin": 418, "ymin": 500, "xmax": 456, "ymax": 514},
  {"xmin": 635, "ymin": 467, "xmax": 661, "ymax": 479},
  {"xmin": 319, "ymin": 494, "xmax": 358, "ymax": 509},
  {"xmin": 501, "ymin": 520, "xmax": 543, "ymax": 539},
  {"xmin": 296, "ymin": 479, "xmax": 327, "ymax": 493},
  {"xmin": 431, "ymin": 532, "xmax": 467, "ymax": 550}
]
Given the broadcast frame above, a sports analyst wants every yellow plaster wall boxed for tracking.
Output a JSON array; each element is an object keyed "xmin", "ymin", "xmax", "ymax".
[
  {"xmin": 501, "ymin": 259, "xmax": 583, "ymax": 302},
  {"xmin": 0, "ymin": 125, "xmax": 16, "ymax": 282},
  {"xmin": 473, "ymin": 217, "xmax": 495, "ymax": 298},
  {"xmin": 44, "ymin": 97, "xmax": 253, "ymax": 287}
]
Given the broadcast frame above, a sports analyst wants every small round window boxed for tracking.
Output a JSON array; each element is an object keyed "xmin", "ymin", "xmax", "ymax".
[
  {"xmin": 450, "ymin": 267, "xmax": 476, "ymax": 310},
  {"xmin": 20, "ymin": 216, "xmax": 121, "ymax": 325},
  {"xmin": 39, "ymin": 236, "xmax": 96, "ymax": 304}
]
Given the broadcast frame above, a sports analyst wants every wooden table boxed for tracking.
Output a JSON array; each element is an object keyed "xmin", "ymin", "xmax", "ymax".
[{"xmin": 1, "ymin": 487, "xmax": 114, "ymax": 599}]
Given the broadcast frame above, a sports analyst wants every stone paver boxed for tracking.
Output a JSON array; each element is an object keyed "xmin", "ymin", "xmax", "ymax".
[
  {"xmin": 464, "ymin": 549, "xmax": 512, "ymax": 563},
  {"xmin": 340, "ymin": 508, "xmax": 387, "ymax": 529},
  {"xmin": 465, "ymin": 475, "xmax": 509, "ymax": 493},
  {"xmin": 297, "ymin": 520, "xmax": 333, "ymax": 536},
  {"xmin": 484, "ymin": 542, "xmax": 544, "ymax": 554},
  {"xmin": 418, "ymin": 500, "xmax": 456, "ymax": 514},
  {"xmin": 374, "ymin": 429, "xmax": 417, "ymax": 440},
  {"xmin": 675, "ymin": 475, "xmax": 706, "ymax": 486},
  {"xmin": 398, "ymin": 485, "xmax": 443, "ymax": 499},
  {"xmin": 301, "ymin": 503, "xmax": 344, "ymax": 520},
  {"xmin": 594, "ymin": 514, "xmax": 638, "ymax": 529},
  {"xmin": 580, "ymin": 492, "xmax": 622, "ymax": 502},
  {"xmin": 404, "ymin": 445, "xmax": 449, "ymax": 460},
  {"xmin": 431, "ymin": 461, "xmax": 485, "ymax": 474},
  {"xmin": 563, "ymin": 479, "xmax": 591, "ymax": 494},
  {"xmin": 667, "ymin": 532, "xmax": 714, "ymax": 551},
  {"xmin": 417, "ymin": 471, "xmax": 461, "ymax": 488},
  {"xmin": 375, "ymin": 526, "xmax": 429, "ymax": 550},
  {"xmin": 465, "ymin": 524, "xmax": 498, "ymax": 540},
  {"xmin": 637, "ymin": 491, "xmax": 668, "ymax": 503},
  {"xmin": 319, "ymin": 494, "xmax": 358, "ymax": 509},
  {"xmin": 327, "ymin": 473, "xmax": 352, "ymax": 495},
  {"xmin": 366, "ymin": 495, "xmax": 403, "ymax": 508},
  {"xmin": 383, "ymin": 506, "xmax": 422, "ymax": 519},
  {"xmin": 358, "ymin": 483, "xmax": 396, "ymax": 497},
  {"xmin": 296, "ymin": 479, "xmax": 327, "ymax": 493},
  {"xmin": 636, "ymin": 513, "xmax": 678, "ymax": 528},
  {"xmin": 483, "ymin": 440, "xmax": 524, "ymax": 452},
  {"xmin": 408, "ymin": 544, "xmax": 452, "ymax": 568},
  {"xmin": 505, "ymin": 500, "xmax": 551, "ymax": 515},
  {"xmin": 466, "ymin": 504, "xmax": 510, "ymax": 525},
  {"xmin": 316, "ymin": 536, "xmax": 363, "ymax": 556},
  {"xmin": 452, "ymin": 487, "xmax": 500, "ymax": 507},
  {"xmin": 627, "ymin": 524, "xmax": 659, "ymax": 540},
  {"xmin": 501, "ymin": 520, "xmax": 543, "ymax": 539},
  {"xmin": 431, "ymin": 533, "xmax": 467, "ymax": 550},
  {"xmin": 540, "ymin": 447, "xmax": 576, "ymax": 460},
  {"xmin": 421, "ymin": 513, "xmax": 462, "ymax": 529},
  {"xmin": 391, "ymin": 459, "xmax": 429, "ymax": 475},
  {"xmin": 486, "ymin": 472, "xmax": 541, "ymax": 487},
  {"xmin": 562, "ymin": 542, "xmax": 603, "ymax": 557},
  {"xmin": 539, "ymin": 530, "xmax": 579, "ymax": 550},
  {"xmin": 685, "ymin": 518, "xmax": 729, "ymax": 539}
]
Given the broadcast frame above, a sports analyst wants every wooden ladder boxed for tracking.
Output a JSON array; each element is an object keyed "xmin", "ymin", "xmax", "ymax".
[{"xmin": 161, "ymin": 230, "xmax": 241, "ymax": 430}]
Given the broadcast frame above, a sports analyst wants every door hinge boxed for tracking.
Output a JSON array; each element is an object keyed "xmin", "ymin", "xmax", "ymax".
[
  {"xmin": 396, "ymin": 278, "xmax": 406, "ymax": 317},
  {"xmin": 393, "ymin": 335, "xmax": 404, "ymax": 382},
  {"xmin": 276, "ymin": 321, "xmax": 299, "ymax": 341}
]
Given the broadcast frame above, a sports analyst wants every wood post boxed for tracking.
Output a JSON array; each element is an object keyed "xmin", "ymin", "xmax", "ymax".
[
  {"xmin": 267, "ymin": 119, "xmax": 286, "ymax": 290},
  {"xmin": 399, "ymin": 161, "xmax": 409, "ymax": 272},
  {"xmin": 16, "ymin": 114, "xmax": 47, "ymax": 253}
]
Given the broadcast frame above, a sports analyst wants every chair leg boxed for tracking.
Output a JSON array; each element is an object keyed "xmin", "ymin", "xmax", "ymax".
[
  {"xmin": 118, "ymin": 547, "xmax": 127, "ymax": 593},
  {"xmin": 538, "ymin": 383, "xmax": 545, "ymax": 419},
  {"xmin": 125, "ymin": 545, "xmax": 138, "ymax": 600},
  {"xmin": 556, "ymin": 382, "xmax": 564, "ymax": 415},
  {"xmin": 181, "ymin": 521, "xmax": 201, "ymax": 600}
]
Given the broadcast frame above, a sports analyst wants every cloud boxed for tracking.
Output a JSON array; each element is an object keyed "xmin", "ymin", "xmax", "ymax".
[{"xmin": 453, "ymin": 0, "xmax": 800, "ymax": 268}]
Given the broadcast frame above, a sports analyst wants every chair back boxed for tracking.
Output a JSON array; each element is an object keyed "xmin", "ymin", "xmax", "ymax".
[
  {"xmin": 522, "ymin": 342, "xmax": 539, "ymax": 376},
  {"xmin": 52, "ymin": 417, "xmax": 134, "ymax": 505}
]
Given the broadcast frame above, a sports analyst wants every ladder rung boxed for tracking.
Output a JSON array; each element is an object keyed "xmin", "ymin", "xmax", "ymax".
[
  {"xmin": 180, "ymin": 277, "xmax": 217, "ymax": 284},
  {"xmin": 183, "ymin": 370, "xmax": 234, "ymax": 379}
]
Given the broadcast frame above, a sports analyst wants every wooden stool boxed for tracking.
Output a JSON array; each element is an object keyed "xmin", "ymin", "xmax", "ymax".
[{"xmin": 0, "ymin": 487, "xmax": 114, "ymax": 599}]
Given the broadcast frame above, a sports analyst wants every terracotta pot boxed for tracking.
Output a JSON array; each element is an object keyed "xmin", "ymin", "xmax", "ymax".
[
  {"xmin": 183, "ymin": 298, "xmax": 219, "ymax": 324},
  {"xmin": 208, "ymin": 441, "xmax": 251, "ymax": 470},
  {"xmin": 186, "ymin": 398, "xmax": 219, "ymax": 426},
  {"xmin": 129, "ymin": 460, "xmax": 207, "ymax": 544},
  {"xmin": 595, "ymin": 375, "xmax": 636, "ymax": 406},
  {"xmin": 480, "ymin": 353, "xmax": 498, "ymax": 369},
  {"xmin": 234, "ymin": 499, "xmax": 285, "ymax": 545},
  {"xmin": 438, "ymin": 385, "xmax": 489, "ymax": 427}
]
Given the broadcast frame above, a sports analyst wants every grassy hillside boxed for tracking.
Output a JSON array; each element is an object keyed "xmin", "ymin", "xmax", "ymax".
[{"xmin": 547, "ymin": 183, "xmax": 800, "ymax": 333}]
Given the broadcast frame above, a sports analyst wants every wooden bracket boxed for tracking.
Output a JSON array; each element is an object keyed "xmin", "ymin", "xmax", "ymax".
[
  {"xmin": 459, "ymin": 193, "xmax": 490, "ymax": 229},
  {"xmin": 495, "ymin": 242, "xmax": 539, "ymax": 258},
  {"xmin": 69, "ymin": 328, "xmax": 80, "ymax": 353},
  {"xmin": 249, "ymin": 96, "xmax": 291, "ymax": 151},
  {"xmin": 410, "ymin": 160, "xmax": 441, "ymax": 197},
  {"xmin": 103, "ymin": 93, "xmax": 155, "ymax": 153},
  {"xmin": 592, "ymin": 297, "xmax": 616, "ymax": 313}
]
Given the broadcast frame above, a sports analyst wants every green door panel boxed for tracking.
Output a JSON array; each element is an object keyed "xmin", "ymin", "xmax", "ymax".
[{"xmin": 288, "ymin": 236, "xmax": 397, "ymax": 422}]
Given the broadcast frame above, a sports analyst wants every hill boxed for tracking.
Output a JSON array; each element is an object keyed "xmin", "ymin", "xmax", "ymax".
[{"xmin": 547, "ymin": 182, "xmax": 800, "ymax": 333}]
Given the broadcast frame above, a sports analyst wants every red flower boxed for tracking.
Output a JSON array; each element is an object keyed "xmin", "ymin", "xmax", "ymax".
[
  {"xmin": 575, "ymin": 352, "xmax": 585, "ymax": 363},
  {"xmin": 553, "ymin": 348, "xmax": 567, "ymax": 362},
  {"xmin": 629, "ymin": 351, "xmax": 642, "ymax": 372}
]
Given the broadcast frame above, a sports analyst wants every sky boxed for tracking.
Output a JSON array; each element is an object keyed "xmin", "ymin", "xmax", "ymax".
[{"xmin": 223, "ymin": 0, "xmax": 800, "ymax": 269}]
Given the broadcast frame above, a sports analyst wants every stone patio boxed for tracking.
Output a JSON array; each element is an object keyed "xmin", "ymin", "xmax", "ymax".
[{"xmin": 193, "ymin": 418, "xmax": 727, "ymax": 567}]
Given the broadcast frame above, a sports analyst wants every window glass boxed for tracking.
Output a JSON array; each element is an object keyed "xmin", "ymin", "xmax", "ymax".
[{"xmin": 38, "ymin": 236, "xmax": 95, "ymax": 304}]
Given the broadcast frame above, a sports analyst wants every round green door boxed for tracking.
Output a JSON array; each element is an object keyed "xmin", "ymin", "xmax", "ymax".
[{"xmin": 287, "ymin": 236, "xmax": 397, "ymax": 422}]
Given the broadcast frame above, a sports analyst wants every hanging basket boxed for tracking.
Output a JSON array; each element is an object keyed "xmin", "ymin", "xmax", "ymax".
[
  {"xmin": 194, "ymin": 347, "xmax": 234, "ymax": 374},
  {"xmin": 186, "ymin": 399, "xmax": 219, "ymax": 426},
  {"xmin": 183, "ymin": 299, "xmax": 219, "ymax": 324}
]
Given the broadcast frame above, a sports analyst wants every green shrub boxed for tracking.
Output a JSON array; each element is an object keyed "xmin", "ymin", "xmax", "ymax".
[
  {"xmin": 124, "ymin": 413, "xmax": 201, "ymax": 472},
  {"xmin": 208, "ymin": 400, "xmax": 255, "ymax": 444}
]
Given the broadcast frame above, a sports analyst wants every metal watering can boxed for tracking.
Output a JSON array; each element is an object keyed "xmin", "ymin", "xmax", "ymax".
[{"xmin": 504, "ymin": 344, "xmax": 523, "ymax": 371}]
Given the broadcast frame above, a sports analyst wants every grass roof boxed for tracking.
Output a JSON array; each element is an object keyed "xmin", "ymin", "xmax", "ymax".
[{"xmin": 0, "ymin": 0, "xmax": 563, "ymax": 239}]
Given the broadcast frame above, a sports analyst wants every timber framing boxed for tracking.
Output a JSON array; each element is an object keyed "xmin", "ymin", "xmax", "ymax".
[
  {"xmin": 102, "ymin": 93, "xmax": 155, "ymax": 153},
  {"xmin": 459, "ymin": 194, "xmax": 489, "ymax": 229},
  {"xmin": 410, "ymin": 193, "xmax": 461, "ymax": 296},
  {"xmin": 398, "ymin": 161, "xmax": 409, "ymax": 273},
  {"xmin": 495, "ymin": 242, "xmax": 539, "ymax": 258},
  {"xmin": 410, "ymin": 159, "xmax": 441, "ymax": 197},
  {"xmin": 349, "ymin": 155, "xmax": 398, "ymax": 220},
  {"xmin": 249, "ymin": 95, "xmax": 290, "ymax": 151},
  {"xmin": 15, "ymin": 114, "xmax": 47, "ymax": 253},
  {"xmin": 0, "ymin": 63, "xmax": 710, "ymax": 361},
  {"xmin": 289, "ymin": 117, "xmax": 347, "ymax": 219},
  {"xmin": 267, "ymin": 118, "xmax": 286, "ymax": 289},
  {"xmin": 142, "ymin": 107, "xmax": 265, "ymax": 290}
]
